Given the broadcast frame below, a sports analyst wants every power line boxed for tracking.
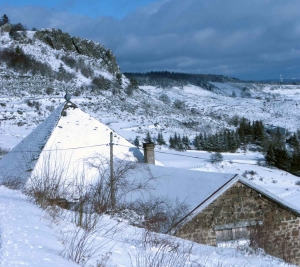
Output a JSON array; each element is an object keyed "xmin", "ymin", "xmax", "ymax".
[
  {"xmin": 5, "ymin": 143, "xmax": 108, "ymax": 153},
  {"xmin": 116, "ymin": 144, "xmax": 261, "ymax": 166}
]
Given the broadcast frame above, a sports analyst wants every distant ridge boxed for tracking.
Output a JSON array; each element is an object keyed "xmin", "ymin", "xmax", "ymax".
[{"xmin": 124, "ymin": 71, "xmax": 239, "ymax": 89}]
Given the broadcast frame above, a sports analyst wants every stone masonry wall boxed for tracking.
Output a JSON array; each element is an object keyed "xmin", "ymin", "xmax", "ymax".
[{"xmin": 176, "ymin": 182, "xmax": 300, "ymax": 266}]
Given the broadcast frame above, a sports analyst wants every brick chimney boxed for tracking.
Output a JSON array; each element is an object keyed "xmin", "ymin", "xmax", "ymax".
[{"xmin": 143, "ymin": 143, "xmax": 155, "ymax": 164}]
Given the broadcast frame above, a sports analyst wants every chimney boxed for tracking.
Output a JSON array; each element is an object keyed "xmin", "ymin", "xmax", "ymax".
[{"xmin": 143, "ymin": 143, "xmax": 155, "ymax": 164}]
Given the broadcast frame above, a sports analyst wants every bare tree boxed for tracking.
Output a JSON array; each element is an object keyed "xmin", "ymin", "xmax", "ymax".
[{"xmin": 85, "ymin": 154, "xmax": 155, "ymax": 214}]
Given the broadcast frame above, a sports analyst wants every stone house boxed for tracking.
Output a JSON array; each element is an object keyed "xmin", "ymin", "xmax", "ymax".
[
  {"xmin": 127, "ymin": 161, "xmax": 300, "ymax": 265},
  {"xmin": 171, "ymin": 177, "xmax": 300, "ymax": 266}
]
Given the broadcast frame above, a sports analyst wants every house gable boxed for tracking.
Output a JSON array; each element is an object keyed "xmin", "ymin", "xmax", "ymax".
[{"xmin": 176, "ymin": 181, "xmax": 300, "ymax": 266}]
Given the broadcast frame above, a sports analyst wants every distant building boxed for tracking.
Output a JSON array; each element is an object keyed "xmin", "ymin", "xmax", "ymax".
[{"xmin": 265, "ymin": 124, "xmax": 287, "ymax": 136}]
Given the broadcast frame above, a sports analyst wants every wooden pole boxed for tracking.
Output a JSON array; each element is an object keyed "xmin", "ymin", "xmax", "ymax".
[{"xmin": 110, "ymin": 132, "xmax": 115, "ymax": 210}]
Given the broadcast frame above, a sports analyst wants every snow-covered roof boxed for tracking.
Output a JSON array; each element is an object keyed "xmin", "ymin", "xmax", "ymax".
[
  {"xmin": 0, "ymin": 102, "xmax": 161, "ymax": 184},
  {"xmin": 126, "ymin": 164, "xmax": 236, "ymax": 210},
  {"xmin": 167, "ymin": 175, "xmax": 300, "ymax": 232},
  {"xmin": 0, "ymin": 103, "xmax": 64, "ymax": 183}
]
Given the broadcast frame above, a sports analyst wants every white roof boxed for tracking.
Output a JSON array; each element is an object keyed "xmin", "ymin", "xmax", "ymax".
[
  {"xmin": 0, "ymin": 103, "xmax": 64, "ymax": 182},
  {"xmin": 126, "ymin": 164, "xmax": 236, "ymax": 209},
  {"xmin": 0, "ymin": 103, "xmax": 161, "ymax": 184}
]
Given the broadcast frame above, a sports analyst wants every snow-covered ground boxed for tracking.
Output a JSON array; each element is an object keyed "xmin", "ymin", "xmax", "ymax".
[{"xmin": 0, "ymin": 186, "xmax": 297, "ymax": 267}]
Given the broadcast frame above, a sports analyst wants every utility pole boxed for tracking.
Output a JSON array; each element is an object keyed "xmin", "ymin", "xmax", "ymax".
[{"xmin": 110, "ymin": 132, "xmax": 115, "ymax": 210}]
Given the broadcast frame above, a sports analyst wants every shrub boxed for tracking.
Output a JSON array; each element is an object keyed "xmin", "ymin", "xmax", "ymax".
[
  {"xmin": 80, "ymin": 65, "xmax": 94, "ymax": 78},
  {"xmin": 130, "ymin": 230, "xmax": 198, "ymax": 267},
  {"xmin": 0, "ymin": 176, "xmax": 23, "ymax": 190},
  {"xmin": 61, "ymin": 212, "xmax": 118, "ymax": 267},
  {"xmin": 26, "ymin": 100, "xmax": 41, "ymax": 110},
  {"xmin": 0, "ymin": 48, "xmax": 53, "ymax": 76},
  {"xmin": 210, "ymin": 152, "xmax": 223, "ymax": 163},
  {"xmin": 173, "ymin": 99, "xmax": 186, "ymax": 109},
  {"xmin": 61, "ymin": 55, "xmax": 77, "ymax": 69},
  {"xmin": 0, "ymin": 146, "xmax": 9, "ymax": 157},
  {"xmin": 159, "ymin": 93, "xmax": 171, "ymax": 104},
  {"xmin": 45, "ymin": 87, "xmax": 54, "ymax": 95},
  {"xmin": 129, "ymin": 196, "xmax": 189, "ymax": 233},
  {"xmin": 92, "ymin": 76, "xmax": 111, "ymax": 91}
]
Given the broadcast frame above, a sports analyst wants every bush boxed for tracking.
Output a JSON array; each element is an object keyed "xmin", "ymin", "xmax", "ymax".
[
  {"xmin": 0, "ymin": 175, "xmax": 23, "ymax": 190},
  {"xmin": 26, "ymin": 100, "xmax": 41, "ymax": 110},
  {"xmin": 130, "ymin": 230, "xmax": 198, "ymax": 267},
  {"xmin": 159, "ymin": 94, "xmax": 171, "ymax": 104},
  {"xmin": 11, "ymin": 22, "xmax": 27, "ymax": 31},
  {"xmin": 61, "ymin": 55, "xmax": 77, "ymax": 69},
  {"xmin": 0, "ymin": 146, "xmax": 9, "ymax": 157},
  {"xmin": 0, "ymin": 48, "xmax": 53, "ymax": 76},
  {"xmin": 210, "ymin": 152, "xmax": 223, "ymax": 163},
  {"xmin": 173, "ymin": 99, "xmax": 186, "ymax": 109},
  {"xmin": 45, "ymin": 87, "xmax": 54, "ymax": 95},
  {"xmin": 129, "ymin": 196, "xmax": 189, "ymax": 233},
  {"xmin": 92, "ymin": 76, "xmax": 111, "ymax": 91},
  {"xmin": 80, "ymin": 65, "xmax": 94, "ymax": 78},
  {"xmin": 61, "ymin": 213, "xmax": 118, "ymax": 266}
]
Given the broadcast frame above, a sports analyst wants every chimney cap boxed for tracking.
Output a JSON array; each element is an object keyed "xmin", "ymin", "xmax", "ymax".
[{"xmin": 143, "ymin": 142, "xmax": 155, "ymax": 148}]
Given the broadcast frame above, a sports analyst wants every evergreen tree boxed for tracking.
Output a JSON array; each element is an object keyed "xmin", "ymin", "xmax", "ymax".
[
  {"xmin": 0, "ymin": 14, "xmax": 9, "ymax": 26},
  {"xmin": 157, "ymin": 132, "xmax": 166, "ymax": 145},
  {"xmin": 134, "ymin": 136, "xmax": 140, "ymax": 147},
  {"xmin": 290, "ymin": 150, "xmax": 300, "ymax": 175},
  {"xmin": 265, "ymin": 144, "xmax": 276, "ymax": 166},
  {"xmin": 144, "ymin": 131, "xmax": 152, "ymax": 143},
  {"xmin": 182, "ymin": 135, "xmax": 190, "ymax": 150},
  {"xmin": 169, "ymin": 135, "xmax": 175, "ymax": 149}
]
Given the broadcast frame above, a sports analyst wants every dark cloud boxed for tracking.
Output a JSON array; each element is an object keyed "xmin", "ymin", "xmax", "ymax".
[{"xmin": 1, "ymin": 0, "xmax": 300, "ymax": 79}]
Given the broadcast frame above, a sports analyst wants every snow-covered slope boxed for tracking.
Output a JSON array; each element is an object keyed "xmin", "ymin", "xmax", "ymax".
[{"xmin": 0, "ymin": 186, "xmax": 297, "ymax": 267}]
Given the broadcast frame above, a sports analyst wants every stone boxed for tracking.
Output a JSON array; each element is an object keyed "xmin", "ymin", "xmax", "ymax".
[{"xmin": 1, "ymin": 23, "xmax": 11, "ymax": 32}]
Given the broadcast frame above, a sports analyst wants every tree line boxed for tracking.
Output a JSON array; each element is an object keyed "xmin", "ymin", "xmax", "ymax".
[
  {"xmin": 124, "ymin": 71, "xmax": 238, "ymax": 90},
  {"xmin": 138, "ymin": 118, "xmax": 300, "ymax": 176}
]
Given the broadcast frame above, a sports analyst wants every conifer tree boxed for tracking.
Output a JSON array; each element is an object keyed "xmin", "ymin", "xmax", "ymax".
[
  {"xmin": 0, "ymin": 14, "xmax": 9, "ymax": 26},
  {"xmin": 144, "ymin": 131, "xmax": 152, "ymax": 143},
  {"xmin": 134, "ymin": 136, "xmax": 140, "ymax": 147},
  {"xmin": 182, "ymin": 135, "xmax": 190, "ymax": 150},
  {"xmin": 157, "ymin": 132, "xmax": 166, "ymax": 145}
]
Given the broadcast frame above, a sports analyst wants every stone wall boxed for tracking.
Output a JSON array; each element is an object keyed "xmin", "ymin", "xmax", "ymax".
[{"xmin": 176, "ymin": 181, "xmax": 300, "ymax": 266}]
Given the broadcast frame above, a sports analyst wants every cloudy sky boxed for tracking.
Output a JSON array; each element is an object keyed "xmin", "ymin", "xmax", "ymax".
[{"xmin": 1, "ymin": 0, "xmax": 300, "ymax": 80}]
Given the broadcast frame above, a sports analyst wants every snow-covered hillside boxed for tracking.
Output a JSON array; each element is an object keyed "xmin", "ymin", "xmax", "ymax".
[{"xmin": 0, "ymin": 185, "xmax": 297, "ymax": 267}]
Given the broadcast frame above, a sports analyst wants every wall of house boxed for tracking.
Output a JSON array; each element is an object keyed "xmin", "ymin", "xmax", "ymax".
[{"xmin": 176, "ymin": 182, "xmax": 300, "ymax": 266}]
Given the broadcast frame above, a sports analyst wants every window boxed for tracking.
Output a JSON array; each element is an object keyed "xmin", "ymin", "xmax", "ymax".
[{"xmin": 215, "ymin": 221, "xmax": 262, "ymax": 243}]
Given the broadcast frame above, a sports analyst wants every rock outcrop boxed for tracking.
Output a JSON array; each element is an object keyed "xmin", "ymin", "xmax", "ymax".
[
  {"xmin": 34, "ymin": 29, "xmax": 119, "ymax": 73},
  {"xmin": 1, "ymin": 23, "xmax": 12, "ymax": 33}
]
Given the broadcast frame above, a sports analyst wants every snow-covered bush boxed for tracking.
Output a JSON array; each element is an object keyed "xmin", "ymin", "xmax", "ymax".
[
  {"xmin": 130, "ymin": 230, "xmax": 199, "ymax": 267},
  {"xmin": 210, "ymin": 152, "xmax": 223, "ymax": 163},
  {"xmin": 158, "ymin": 93, "xmax": 171, "ymax": 104},
  {"xmin": 23, "ymin": 151, "xmax": 73, "ymax": 208},
  {"xmin": 173, "ymin": 99, "xmax": 186, "ymax": 109},
  {"xmin": 128, "ymin": 196, "xmax": 189, "ymax": 233},
  {"xmin": 61, "ymin": 212, "xmax": 118, "ymax": 267},
  {"xmin": 0, "ymin": 146, "xmax": 9, "ymax": 157}
]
